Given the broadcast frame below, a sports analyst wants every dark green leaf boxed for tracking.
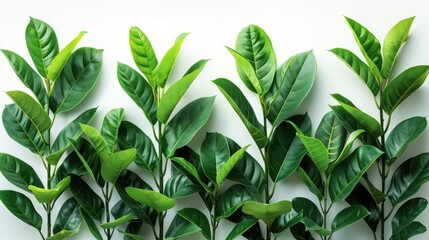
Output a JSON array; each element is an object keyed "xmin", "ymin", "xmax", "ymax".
[
  {"xmin": 226, "ymin": 219, "xmax": 258, "ymax": 240},
  {"xmin": 290, "ymin": 223, "xmax": 315, "ymax": 240},
  {"xmin": 80, "ymin": 207, "xmax": 103, "ymax": 240},
  {"xmin": 165, "ymin": 174, "xmax": 199, "ymax": 199},
  {"xmin": 171, "ymin": 157, "xmax": 212, "ymax": 195},
  {"xmin": 315, "ymin": 111, "xmax": 346, "ymax": 162},
  {"xmin": 331, "ymin": 205, "xmax": 369, "ymax": 232},
  {"xmin": 0, "ymin": 190, "xmax": 42, "ymax": 230},
  {"xmin": 271, "ymin": 210, "xmax": 302, "ymax": 234},
  {"xmin": 177, "ymin": 208, "xmax": 211, "ymax": 239},
  {"xmin": 53, "ymin": 197, "xmax": 81, "ymax": 234},
  {"xmin": 392, "ymin": 198, "xmax": 427, "ymax": 234},
  {"xmin": 69, "ymin": 175, "xmax": 104, "ymax": 221},
  {"xmin": 165, "ymin": 214, "xmax": 201, "ymax": 239},
  {"xmin": 101, "ymin": 108, "xmax": 124, "ymax": 152},
  {"xmin": 200, "ymin": 133, "xmax": 230, "ymax": 184},
  {"xmin": 122, "ymin": 221, "xmax": 143, "ymax": 240},
  {"xmin": 217, "ymin": 185, "xmax": 255, "ymax": 220},
  {"xmin": 391, "ymin": 222, "xmax": 426, "ymax": 240},
  {"xmin": 297, "ymin": 157, "xmax": 324, "ymax": 200},
  {"xmin": 292, "ymin": 197, "xmax": 323, "ymax": 226}
]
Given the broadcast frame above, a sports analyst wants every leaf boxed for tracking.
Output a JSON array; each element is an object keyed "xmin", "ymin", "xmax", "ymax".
[
  {"xmin": 235, "ymin": 24, "xmax": 276, "ymax": 94},
  {"xmin": 296, "ymin": 134, "xmax": 329, "ymax": 173},
  {"xmin": 2, "ymin": 104, "xmax": 46, "ymax": 155},
  {"xmin": 329, "ymin": 48, "xmax": 378, "ymax": 95},
  {"xmin": 385, "ymin": 116, "xmax": 427, "ymax": 165},
  {"xmin": 271, "ymin": 210, "xmax": 303, "ymax": 234},
  {"xmin": 165, "ymin": 214, "xmax": 201, "ymax": 239},
  {"xmin": 381, "ymin": 65, "xmax": 429, "ymax": 115},
  {"xmin": 381, "ymin": 17, "xmax": 415, "ymax": 79},
  {"xmin": 102, "ymin": 148, "xmax": 136, "ymax": 183},
  {"xmin": 129, "ymin": 26, "xmax": 158, "ymax": 87},
  {"xmin": 48, "ymin": 31, "xmax": 86, "ymax": 81},
  {"xmin": 101, "ymin": 108, "xmax": 125, "ymax": 152},
  {"xmin": 391, "ymin": 222, "xmax": 426, "ymax": 240},
  {"xmin": 299, "ymin": 156, "xmax": 324, "ymax": 201},
  {"xmin": 292, "ymin": 197, "xmax": 323, "ymax": 227},
  {"xmin": 1, "ymin": 50, "xmax": 47, "ymax": 106},
  {"xmin": 29, "ymin": 176, "xmax": 71, "ymax": 204},
  {"xmin": 300, "ymin": 218, "xmax": 330, "ymax": 236},
  {"xmin": 297, "ymin": 167, "xmax": 323, "ymax": 201},
  {"xmin": 200, "ymin": 133, "xmax": 230, "ymax": 183},
  {"xmin": 388, "ymin": 153, "xmax": 429, "ymax": 206},
  {"xmin": 171, "ymin": 157, "xmax": 212, "ymax": 194},
  {"xmin": 0, "ymin": 190, "xmax": 42, "ymax": 230},
  {"xmin": 329, "ymin": 145, "xmax": 383, "ymax": 201},
  {"xmin": 118, "ymin": 121, "xmax": 158, "ymax": 172},
  {"xmin": 47, "ymin": 229, "xmax": 79, "ymax": 240},
  {"xmin": 117, "ymin": 63, "xmax": 157, "ymax": 124},
  {"xmin": 315, "ymin": 111, "xmax": 347, "ymax": 162},
  {"xmin": 226, "ymin": 219, "xmax": 259, "ymax": 240},
  {"xmin": 100, "ymin": 213, "xmax": 137, "ymax": 229},
  {"xmin": 157, "ymin": 59, "xmax": 208, "ymax": 123},
  {"xmin": 242, "ymin": 200, "xmax": 292, "ymax": 227},
  {"xmin": 158, "ymin": 33, "xmax": 189, "ymax": 87},
  {"xmin": 213, "ymin": 78, "xmax": 267, "ymax": 148},
  {"xmin": 50, "ymin": 47, "xmax": 103, "ymax": 114},
  {"xmin": 269, "ymin": 114, "xmax": 312, "ymax": 182},
  {"xmin": 265, "ymin": 51, "xmax": 316, "ymax": 127},
  {"xmin": 6, "ymin": 90, "xmax": 51, "ymax": 134},
  {"xmin": 0, "ymin": 153, "xmax": 43, "ymax": 193},
  {"xmin": 392, "ymin": 198, "xmax": 428, "ymax": 234},
  {"xmin": 177, "ymin": 208, "xmax": 211, "ymax": 239},
  {"xmin": 80, "ymin": 207, "xmax": 103, "ymax": 240},
  {"xmin": 331, "ymin": 205, "xmax": 369, "ymax": 232},
  {"xmin": 119, "ymin": 229, "xmax": 145, "ymax": 240},
  {"xmin": 53, "ymin": 197, "xmax": 81, "ymax": 234},
  {"xmin": 69, "ymin": 175, "xmax": 104, "ymax": 221},
  {"xmin": 165, "ymin": 174, "xmax": 199, "ymax": 199},
  {"xmin": 290, "ymin": 223, "xmax": 315, "ymax": 240},
  {"xmin": 126, "ymin": 187, "xmax": 176, "ymax": 212},
  {"xmin": 330, "ymin": 129, "xmax": 365, "ymax": 171},
  {"xmin": 80, "ymin": 124, "xmax": 110, "ymax": 162},
  {"xmin": 122, "ymin": 221, "xmax": 143, "ymax": 240},
  {"xmin": 163, "ymin": 96, "xmax": 215, "ymax": 158},
  {"xmin": 25, "ymin": 17, "xmax": 59, "ymax": 78},
  {"xmin": 217, "ymin": 185, "xmax": 255, "ymax": 220}
]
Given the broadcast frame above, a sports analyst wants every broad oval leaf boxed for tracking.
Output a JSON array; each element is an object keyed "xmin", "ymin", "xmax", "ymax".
[
  {"xmin": 331, "ymin": 205, "xmax": 369, "ymax": 232},
  {"xmin": 158, "ymin": 33, "xmax": 189, "ymax": 87},
  {"xmin": 292, "ymin": 197, "xmax": 323, "ymax": 226},
  {"xmin": 217, "ymin": 185, "xmax": 255, "ymax": 220},
  {"xmin": 101, "ymin": 148, "xmax": 136, "ymax": 184},
  {"xmin": 271, "ymin": 210, "xmax": 303, "ymax": 234},
  {"xmin": 0, "ymin": 190, "xmax": 42, "ymax": 230},
  {"xmin": 166, "ymin": 213, "xmax": 201, "ymax": 240},
  {"xmin": 101, "ymin": 108, "xmax": 125, "ymax": 152},
  {"xmin": 69, "ymin": 175, "xmax": 104, "ymax": 221},
  {"xmin": 297, "ymin": 156, "xmax": 324, "ymax": 200},
  {"xmin": 242, "ymin": 200, "xmax": 292, "ymax": 227},
  {"xmin": 121, "ymin": 221, "xmax": 143, "ymax": 240},
  {"xmin": 226, "ymin": 219, "xmax": 258, "ymax": 240},
  {"xmin": 170, "ymin": 157, "xmax": 211, "ymax": 195},
  {"xmin": 79, "ymin": 207, "xmax": 103, "ymax": 240},
  {"xmin": 80, "ymin": 124, "xmax": 110, "ymax": 162},
  {"xmin": 50, "ymin": 47, "xmax": 103, "ymax": 114},
  {"xmin": 126, "ymin": 187, "xmax": 176, "ymax": 212},
  {"xmin": 29, "ymin": 176, "xmax": 70, "ymax": 204},
  {"xmin": 265, "ymin": 50, "xmax": 316, "ymax": 127},
  {"xmin": 392, "ymin": 198, "xmax": 428, "ymax": 235},
  {"xmin": 53, "ymin": 197, "xmax": 82, "ymax": 234},
  {"xmin": 391, "ymin": 221, "xmax": 427, "ymax": 240},
  {"xmin": 177, "ymin": 208, "xmax": 211, "ymax": 240},
  {"xmin": 315, "ymin": 111, "xmax": 347, "ymax": 162},
  {"xmin": 296, "ymin": 134, "xmax": 329, "ymax": 174},
  {"xmin": 165, "ymin": 174, "xmax": 199, "ymax": 199},
  {"xmin": 329, "ymin": 129, "xmax": 365, "ymax": 172},
  {"xmin": 200, "ymin": 133, "xmax": 230, "ymax": 184}
]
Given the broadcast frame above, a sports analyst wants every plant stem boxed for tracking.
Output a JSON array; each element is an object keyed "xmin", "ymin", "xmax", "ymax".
[
  {"xmin": 211, "ymin": 190, "xmax": 218, "ymax": 240},
  {"xmin": 379, "ymin": 93, "xmax": 386, "ymax": 240},
  {"xmin": 46, "ymin": 79, "xmax": 52, "ymax": 238},
  {"xmin": 323, "ymin": 181, "xmax": 328, "ymax": 240},
  {"xmin": 105, "ymin": 183, "xmax": 112, "ymax": 240},
  {"xmin": 157, "ymin": 122, "xmax": 164, "ymax": 240}
]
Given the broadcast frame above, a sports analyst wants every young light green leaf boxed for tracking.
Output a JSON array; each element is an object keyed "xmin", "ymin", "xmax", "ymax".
[
  {"xmin": 29, "ymin": 176, "xmax": 71, "ymax": 204},
  {"xmin": 100, "ymin": 213, "xmax": 138, "ymax": 229},
  {"xmin": 101, "ymin": 108, "xmax": 124, "ymax": 152},
  {"xmin": 300, "ymin": 218, "xmax": 330, "ymax": 236},
  {"xmin": 47, "ymin": 229, "xmax": 80, "ymax": 240},
  {"xmin": 0, "ymin": 190, "xmax": 42, "ymax": 230},
  {"xmin": 126, "ymin": 187, "xmax": 176, "ymax": 212},
  {"xmin": 242, "ymin": 200, "xmax": 292, "ymax": 227},
  {"xmin": 392, "ymin": 198, "xmax": 427, "ymax": 235},
  {"xmin": 101, "ymin": 148, "xmax": 136, "ymax": 184},
  {"xmin": 296, "ymin": 134, "xmax": 329, "ymax": 174},
  {"xmin": 53, "ymin": 198, "xmax": 82, "ymax": 234},
  {"xmin": 217, "ymin": 145, "xmax": 249, "ymax": 186},
  {"xmin": 158, "ymin": 33, "xmax": 189, "ymax": 87},
  {"xmin": 80, "ymin": 123, "xmax": 110, "ymax": 162},
  {"xmin": 331, "ymin": 205, "xmax": 369, "ymax": 232}
]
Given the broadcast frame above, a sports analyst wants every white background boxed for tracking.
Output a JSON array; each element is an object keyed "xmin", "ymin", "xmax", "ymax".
[{"xmin": 1, "ymin": 0, "xmax": 429, "ymax": 239}]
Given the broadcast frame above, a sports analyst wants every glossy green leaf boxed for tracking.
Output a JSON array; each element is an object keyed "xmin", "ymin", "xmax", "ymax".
[
  {"xmin": 53, "ymin": 197, "xmax": 81, "ymax": 234},
  {"xmin": 101, "ymin": 213, "xmax": 137, "ymax": 229},
  {"xmin": 165, "ymin": 174, "xmax": 199, "ymax": 199},
  {"xmin": 300, "ymin": 218, "xmax": 330, "ymax": 236},
  {"xmin": 297, "ymin": 167, "xmax": 323, "ymax": 200},
  {"xmin": 235, "ymin": 24, "xmax": 276, "ymax": 94},
  {"xmin": 0, "ymin": 190, "xmax": 42, "ymax": 230},
  {"xmin": 330, "ymin": 48, "xmax": 379, "ymax": 95},
  {"xmin": 50, "ymin": 47, "xmax": 102, "ymax": 114},
  {"xmin": 1, "ymin": 50, "xmax": 47, "ymax": 106},
  {"xmin": 392, "ymin": 198, "xmax": 427, "ymax": 234},
  {"xmin": 29, "ymin": 176, "xmax": 70, "ymax": 204},
  {"xmin": 227, "ymin": 47, "xmax": 263, "ymax": 94},
  {"xmin": 391, "ymin": 222, "xmax": 426, "ymax": 240},
  {"xmin": 121, "ymin": 221, "xmax": 143, "ymax": 240},
  {"xmin": 217, "ymin": 185, "xmax": 255, "ymax": 220},
  {"xmin": 331, "ymin": 205, "xmax": 369, "ymax": 232},
  {"xmin": 242, "ymin": 200, "xmax": 292, "ymax": 227},
  {"xmin": 48, "ymin": 31, "xmax": 86, "ymax": 81},
  {"xmin": 158, "ymin": 33, "xmax": 188, "ymax": 87},
  {"xmin": 381, "ymin": 17, "xmax": 415, "ymax": 79},
  {"xmin": 299, "ymin": 156, "xmax": 324, "ymax": 201},
  {"xmin": 0, "ymin": 153, "xmax": 43, "ymax": 193},
  {"xmin": 163, "ymin": 96, "xmax": 215, "ymax": 158},
  {"xmin": 117, "ymin": 62, "xmax": 157, "ymax": 124},
  {"xmin": 126, "ymin": 187, "xmax": 176, "ymax": 212},
  {"xmin": 25, "ymin": 17, "xmax": 59, "ymax": 78},
  {"xmin": 119, "ymin": 230, "xmax": 145, "ymax": 240},
  {"xmin": 296, "ymin": 134, "xmax": 329, "ymax": 173},
  {"xmin": 226, "ymin": 212, "xmax": 263, "ymax": 240},
  {"xmin": 171, "ymin": 157, "xmax": 212, "ymax": 194},
  {"xmin": 80, "ymin": 124, "xmax": 110, "ymax": 162},
  {"xmin": 69, "ymin": 176, "xmax": 104, "ymax": 221},
  {"xmin": 129, "ymin": 26, "xmax": 158, "ymax": 87},
  {"xmin": 315, "ymin": 111, "xmax": 347, "ymax": 162},
  {"xmin": 118, "ymin": 121, "xmax": 158, "ymax": 172},
  {"xmin": 177, "ymin": 208, "xmax": 211, "ymax": 239},
  {"xmin": 363, "ymin": 175, "xmax": 387, "ymax": 204},
  {"xmin": 329, "ymin": 145, "xmax": 382, "ymax": 201},
  {"xmin": 330, "ymin": 129, "xmax": 365, "ymax": 171},
  {"xmin": 290, "ymin": 223, "xmax": 315, "ymax": 240},
  {"xmin": 271, "ymin": 210, "xmax": 303, "ymax": 234},
  {"xmin": 265, "ymin": 51, "xmax": 316, "ymax": 127},
  {"xmin": 79, "ymin": 207, "xmax": 103, "ymax": 240},
  {"xmin": 53, "ymin": 140, "xmax": 88, "ymax": 185},
  {"xmin": 200, "ymin": 133, "xmax": 230, "ymax": 183},
  {"xmin": 157, "ymin": 59, "xmax": 208, "ymax": 123},
  {"xmin": 217, "ymin": 145, "xmax": 248, "ymax": 186},
  {"xmin": 102, "ymin": 148, "xmax": 136, "ymax": 183},
  {"xmin": 388, "ymin": 153, "xmax": 429, "ymax": 206},
  {"xmin": 226, "ymin": 219, "xmax": 258, "ymax": 240},
  {"xmin": 101, "ymin": 108, "xmax": 125, "ymax": 152},
  {"xmin": 166, "ymin": 214, "xmax": 201, "ymax": 240},
  {"xmin": 386, "ymin": 117, "xmax": 427, "ymax": 165},
  {"xmin": 213, "ymin": 78, "xmax": 267, "ymax": 148},
  {"xmin": 382, "ymin": 65, "xmax": 429, "ymax": 115},
  {"xmin": 47, "ymin": 229, "xmax": 79, "ymax": 240},
  {"xmin": 292, "ymin": 197, "xmax": 323, "ymax": 226}
]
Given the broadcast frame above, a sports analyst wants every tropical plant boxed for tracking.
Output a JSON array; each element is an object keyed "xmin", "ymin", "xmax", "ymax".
[
  {"xmin": 116, "ymin": 27, "xmax": 215, "ymax": 239},
  {"xmin": 330, "ymin": 16, "xmax": 429, "ymax": 240},
  {"xmin": 213, "ymin": 24, "xmax": 317, "ymax": 239},
  {"xmin": 0, "ymin": 17, "xmax": 102, "ymax": 239}
]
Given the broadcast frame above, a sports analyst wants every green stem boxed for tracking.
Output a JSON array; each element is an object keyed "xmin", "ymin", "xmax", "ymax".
[
  {"xmin": 379, "ymin": 96, "xmax": 386, "ymax": 240},
  {"xmin": 211, "ymin": 190, "xmax": 218, "ymax": 240},
  {"xmin": 323, "ymin": 180, "xmax": 328, "ymax": 240},
  {"xmin": 157, "ymin": 122, "xmax": 164, "ymax": 240},
  {"xmin": 105, "ymin": 183, "xmax": 112, "ymax": 240}
]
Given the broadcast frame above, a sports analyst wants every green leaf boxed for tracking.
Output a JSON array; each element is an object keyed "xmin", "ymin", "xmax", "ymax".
[
  {"xmin": 80, "ymin": 124, "xmax": 110, "ymax": 162},
  {"xmin": 297, "ymin": 167, "xmax": 323, "ymax": 200},
  {"xmin": 381, "ymin": 17, "xmax": 415, "ymax": 79},
  {"xmin": 271, "ymin": 210, "xmax": 303, "ymax": 234},
  {"xmin": 47, "ymin": 229, "xmax": 79, "ymax": 240},
  {"xmin": 330, "ymin": 129, "xmax": 365, "ymax": 171},
  {"xmin": 53, "ymin": 197, "xmax": 81, "ymax": 234},
  {"xmin": 388, "ymin": 153, "xmax": 429, "ymax": 206},
  {"xmin": 385, "ymin": 117, "xmax": 427, "ymax": 165},
  {"xmin": 25, "ymin": 17, "xmax": 59, "ymax": 78},
  {"xmin": 170, "ymin": 157, "xmax": 212, "ymax": 194},
  {"xmin": 217, "ymin": 185, "xmax": 255, "ymax": 220},
  {"xmin": 48, "ymin": 31, "xmax": 86, "ymax": 81},
  {"xmin": 392, "ymin": 198, "xmax": 428, "ymax": 234},
  {"xmin": 292, "ymin": 197, "xmax": 323, "ymax": 227},
  {"xmin": 129, "ymin": 26, "xmax": 158, "ymax": 87},
  {"xmin": 101, "ymin": 148, "xmax": 136, "ymax": 183},
  {"xmin": 101, "ymin": 108, "xmax": 125, "ymax": 152},
  {"xmin": 296, "ymin": 134, "xmax": 329, "ymax": 174},
  {"xmin": 329, "ymin": 145, "xmax": 383, "ymax": 202},
  {"xmin": 200, "ymin": 133, "xmax": 230, "ymax": 184},
  {"xmin": 226, "ymin": 219, "xmax": 259, "ymax": 240},
  {"xmin": 80, "ymin": 207, "xmax": 103, "ymax": 240},
  {"xmin": 122, "ymin": 221, "xmax": 143, "ymax": 240},
  {"xmin": 0, "ymin": 153, "xmax": 43, "ymax": 193},
  {"xmin": 177, "ymin": 208, "xmax": 211, "ymax": 239},
  {"xmin": 300, "ymin": 218, "xmax": 330, "ymax": 236},
  {"xmin": 118, "ymin": 121, "xmax": 158, "ymax": 172},
  {"xmin": 166, "ymin": 214, "xmax": 201, "ymax": 239},
  {"xmin": 299, "ymin": 156, "xmax": 325, "ymax": 201},
  {"xmin": 315, "ymin": 111, "xmax": 347, "ymax": 162},
  {"xmin": 158, "ymin": 33, "xmax": 189, "ymax": 87},
  {"xmin": 29, "ymin": 176, "xmax": 70, "ymax": 204},
  {"xmin": 6, "ymin": 90, "xmax": 51, "ymax": 134},
  {"xmin": 213, "ymin": 78, "xmax": 267, "ymax": 148},
  {"xmin": 391, "ymin": 222, "xmax": 426, "ymax": 240},
  {"xmin": 157, "ymin": 59, "xmax": 208, "ymax": 123},
  {"xmin": 117, "ymin": 62, "xmax": 157, "ymax": 124},
  {"xmin": 165, "ymin": 174, "xmax": 199, "ymax": 199},
  {"xmin": 331, "ymin": 205, "xmax": 369, "ymax": 232},
  {"xmin": 50, "ymin": 47, "xmax": 103, "ymax": 114},
  {"xmin": 100, "ymin": 213, "xmax": 137, "ymax": 229},
  {"xmin": 265, "ymin": 51, "xmax": 316, "ymax": 127},
  {"xmin": 119, "ymin": 229, "xmax": 145, "ymax": 240},
  {"xmin": 290, "ymin": 223, "xmax": 316, "ymax": 240},
  {"xmin": 1, "ymin": 50, "xmax": 47, "ymax": 106},
  {"xmin": 381, "ymin": 65, "xmax": 429, "ymax": 115},
  {"xmin": 69, "ymin": 176, "xmax": 104, "ymax": 221},
  {"xmin": 329, "ymin": 48, "xmax": 379, "ymax": 95},
  {"xmin": 0, "ymin": 190, "xmax": 42, "ymax": 230},
  {"xmin": 235, "ymin": 24, "xmax": 276, "ymax": 94},
  {"xmin": 242, "ymin": 200, "xmax": 292, "ymax": 227},
  {"xmin": 163, "ymin": 96, "xmax": 215, "ymax": 158},
  {"xmin": 126, "ymin": 187, "xmax": 176, "ymax": 212}
]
